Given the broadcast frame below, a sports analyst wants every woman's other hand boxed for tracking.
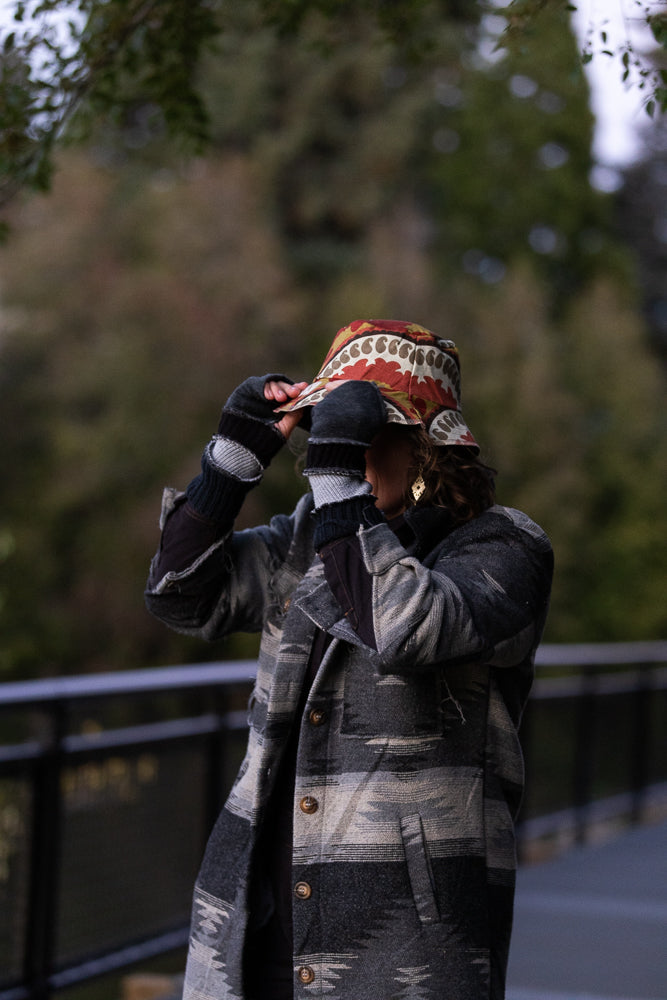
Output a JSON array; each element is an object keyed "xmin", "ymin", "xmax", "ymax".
[{"xmin": 309, "ymin": 379, "xmax": 386, "ymax": 447}]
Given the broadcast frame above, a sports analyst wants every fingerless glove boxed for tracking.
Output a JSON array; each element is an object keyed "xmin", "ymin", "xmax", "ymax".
[
  {"xmin": 304, "ymin": 381, "xmax": 387, "ymax": 528},
  {"xmin": 304, "ymin": 380, "xmax": 386, "ymax": 478},
  {"xmin": 186, "ymin": 373, "xmax": 291, "ymax": 524}
]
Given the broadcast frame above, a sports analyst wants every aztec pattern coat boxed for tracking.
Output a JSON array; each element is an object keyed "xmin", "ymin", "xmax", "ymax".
[{"xmin": 146, "ymin": 489, "xmax": 553, "ymax": 1000}]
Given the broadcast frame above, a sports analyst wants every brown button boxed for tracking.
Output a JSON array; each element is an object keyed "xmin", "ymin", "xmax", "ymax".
[
  {"xmin": 294, "ymin": 881, "xmax": 312, "ymax": 900},
  {"xmin": 308, "ymin": 708, "xmax": 326, "ymax": 726},
  {"xmin": 283, "ymin": 597, "xmax": 291, "ymax": 612},
  {"xmin": 297, "ymin": 966, "xmax": 315, "ymax": 985},
  {"xmin": 299, "ymin": 795, "xmax": 318, "ymax": 814}
]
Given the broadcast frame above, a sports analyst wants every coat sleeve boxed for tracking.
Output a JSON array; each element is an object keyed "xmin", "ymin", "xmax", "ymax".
[
  {"xmin": 366, "ymin": 508, "xmax": 553, "ymax": 672},
  {"xmin": 308, "ymin": 507, "xmax": 553, "ymax": 674},
  {"xmin": 144, "ymin": 487, "xmax": 303, "ymax": 640}
]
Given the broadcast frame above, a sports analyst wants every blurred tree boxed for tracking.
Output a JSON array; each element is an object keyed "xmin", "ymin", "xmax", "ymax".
[
  {"xmin": 447, "ymin": 267, "xmax": 667, "ymax": 642},
  {"xmin": 0, "ymin": 151, "xmax": 310, "ymax": 675},
  {"xmin": 1, "ymin": 0, "xmax": 666, "ymax": 223},
  {"xmin": 0, "ymin": 1, "xmax": 665, "ymax": 678},
  {"xmin": 420, "ymin": 4, "xmax": 623, "ymax": 302},
  {"xmin": 560, "ymin": 276, "xmax": 667, "ymax": 640},
  {"xmin": 618, "ymin": 117, "xmax": 667, "ymax": 363},
  {"xmin": 198, "ymin": 3, "xmax": 623, "ymax": 307}
]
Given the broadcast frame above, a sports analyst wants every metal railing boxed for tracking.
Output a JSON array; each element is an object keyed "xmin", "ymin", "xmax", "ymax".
[
  {"xmin": 518, "ymin": 641, "xmax": 667, "ymax": 847},
  {"xmin": 0, "ymin": 662, "xmax": 256, "ymax": 1000},
  {"xmin": 0, "ymin": 641, "xmax": 666, "ymax": 1000}
]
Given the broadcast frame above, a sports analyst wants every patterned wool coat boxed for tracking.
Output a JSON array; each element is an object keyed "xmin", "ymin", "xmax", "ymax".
[{"xmin": 146, "ymin": 490, "xmax": 553, "ymax": 1000}]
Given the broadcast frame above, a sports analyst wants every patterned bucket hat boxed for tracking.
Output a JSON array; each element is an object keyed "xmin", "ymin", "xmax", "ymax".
[{"xmin": 277, "ymin": 319, "xmax": 479, "ymax": 450}]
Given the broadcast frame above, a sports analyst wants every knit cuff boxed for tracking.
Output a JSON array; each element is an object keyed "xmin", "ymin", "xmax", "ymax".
[
  {"xmin": 304, "ymin": 441, "xmax": 366, "ymax": 476},
  {"xmin": 308, "ymin": 474, "xmax": 372, "ymax": 510},
  {"xmin": 217, "ymin": 410, "xmax": 285, "ymax": 468},
  {"xmin": 312, "ymin": 494, "xmax": 385, "ymax": 550},
  {"xmin": 209, "ymin": 438, "xmax": 263, "ymax": 480},
  {"xmin": 186, "ymin": 454, "xmax": 256, "ymax": 526}
]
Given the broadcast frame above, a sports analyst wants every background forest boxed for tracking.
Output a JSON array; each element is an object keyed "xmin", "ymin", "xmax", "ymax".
[{"xmin": 1, "ymin": 3, "xmax": 666, "ymax": 680}]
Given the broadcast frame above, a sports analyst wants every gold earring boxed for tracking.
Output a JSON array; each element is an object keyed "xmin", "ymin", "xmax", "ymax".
[{"xmin": 410, "ymin": 472, "xmax": 426, "ymax": 504}]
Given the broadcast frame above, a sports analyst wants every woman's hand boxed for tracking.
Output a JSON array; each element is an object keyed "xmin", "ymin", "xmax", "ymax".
[
  {"xmin": 265, "ymin": 379, "xmax": 308, "ymax": 439},
  {"xmin": 309, "ymin": 379, "xmax": 386, "ymax": 447}
]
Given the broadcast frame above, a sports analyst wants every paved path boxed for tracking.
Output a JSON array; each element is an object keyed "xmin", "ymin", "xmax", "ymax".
[{"xmin": 506, "ymin": 820, "xmax": 667, "ymax": 1000}]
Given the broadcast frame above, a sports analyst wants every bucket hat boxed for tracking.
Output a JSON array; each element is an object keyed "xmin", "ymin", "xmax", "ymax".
[{"xmin": 277, "ymin": 319, "xmax": 479, "ymax": 450}]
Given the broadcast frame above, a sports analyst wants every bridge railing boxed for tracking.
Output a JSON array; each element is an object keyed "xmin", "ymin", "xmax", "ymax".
[
  {"xmin": 518, "ymin": 641, "xmax": 667, "ymax": 851},
  {"xmin": 0, "ymin": 641, "xmax": 666, "ymax": 1000}
]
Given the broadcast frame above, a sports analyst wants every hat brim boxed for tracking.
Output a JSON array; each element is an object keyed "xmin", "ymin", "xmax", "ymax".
[
  {"xmin": 275, "ymin": 377, "xmax": 332, "ymax": 413},
  {"xmin": 276, "ymin": 376, "xmax": 479, "ymax": 451}
]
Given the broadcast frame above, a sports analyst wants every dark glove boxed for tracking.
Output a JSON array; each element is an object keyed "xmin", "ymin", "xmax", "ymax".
[
  {"xmin": 186, "ymin": 374, "xmax": 291, "ymax": 522},
  {"xmin": 217, "ymin": 373, "xmax": 292, "ymax": 468},
  {"xmin": 309, "ymin": 381, "xmax": 386, "ymax": 446},
  {"xmin": 223, "ymin": 373, "xmax": 292, "ymax": 426},
  {"xmin": 305, "ymin": 381, "xmax": 387, "ymax": 477}
]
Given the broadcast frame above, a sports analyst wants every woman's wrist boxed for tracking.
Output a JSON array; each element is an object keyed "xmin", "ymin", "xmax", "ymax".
[
  {"xmin": 216, "ymin": 410, "xmax": 285, "ymax": 469},
  {"xmin": 311, "ymin": 493, "xmax": 384, "ymax": 550},
  {"xmin": 303, "ymin": 440, "xmax": 366, "ymax": 477},
  {"xmin": 185, "ymin": 456, "xmax": 254, "ymax": 525},
  {"xmin": 209, "ymin": 437, "xmax": 263, "ymax": 481},
  {"xmin": 308, "ymin": 473, "xmax": 372, "ymax": 510}
]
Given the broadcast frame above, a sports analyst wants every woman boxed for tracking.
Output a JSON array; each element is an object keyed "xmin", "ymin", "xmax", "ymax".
[{"xmin": 146, "ymin": 319, "xmax": 553, "ymax": 1000}]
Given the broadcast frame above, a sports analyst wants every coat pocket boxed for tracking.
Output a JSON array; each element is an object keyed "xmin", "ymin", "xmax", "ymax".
[
  {"xmin": 400, "ymin": 813, "xmax": 440, "ymax": 926},
  {"xmin": 341, "ymin": 655, "xmax": 441, "ymax": 737}
]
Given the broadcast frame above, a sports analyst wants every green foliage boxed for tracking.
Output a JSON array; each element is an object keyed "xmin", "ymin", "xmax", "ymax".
[
  {"xmin": 0, "ymin": 151, "xmax": 311, "ymax": 676},
  {"xmin": 0, "ymin": 0, "xmax": 219, "ymax": 216},
  {"xmin": 575, "ymin": 1, "xmax": 667, "ymax": 118},
  {"xmin": 554, "ymin": 279, "xmax": 667, "ymax": 639},
  {"xmin": 420, "ymin": 4, "xmax": 615, "ymax": 301},
  {"xmin": 200, "ymin": 3, "xmax": 619, "ymax": 302},
  {"xmin": 259, "ymin": 0, "xmax": 477, "ymax": 40},
  {"xmin": 0, "ymin": 3, "xmax": 665, "ymax": 678},
  {"xmin": 0, "ymin": 39, "xmax": 56, "ymax": 209},
  {"xmin": 455, "ymin": 267, "xmax": 667, "ymax": 642},
  {"xmin": 1, "ymin": 0, "xmax": 666, "ymax": 215},
  {"xmin": 202, "ymin": 9, "xmax": 452, "ymax": 287},
  {"xmin": 617, "ymin": 118, "xmax": 667, "ymax": 362}
]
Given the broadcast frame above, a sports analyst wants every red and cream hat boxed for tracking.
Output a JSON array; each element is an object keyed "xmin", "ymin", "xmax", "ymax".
[{"xmin": 278, "ymin": 319, "xmax": 479, "ymax": 451}]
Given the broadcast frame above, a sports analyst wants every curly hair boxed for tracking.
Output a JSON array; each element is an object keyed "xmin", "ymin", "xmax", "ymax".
[{"xmin": 403, "ymin": 425, "xmax": 496, "ymax": 525}]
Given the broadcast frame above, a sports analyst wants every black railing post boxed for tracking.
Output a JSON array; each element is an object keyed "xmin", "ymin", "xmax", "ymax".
[
  {"xmin": 573, "ymin": 669, "xmax": 597, "ymax": 844},
  {"xmin": 24, "ymin": 701, "xmax": 66, "ymax": 1000},
  {"xmin": 516, "ymin": 700, "xmax": 533, "ymax": 862},
  {"xmin": 630, "ymin": 664, "xmax": 652, "ymax": 824}
]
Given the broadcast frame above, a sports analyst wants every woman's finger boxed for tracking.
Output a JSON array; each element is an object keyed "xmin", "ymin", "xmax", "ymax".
[
  {"xmin": 265, "ymin": 379, "xmax": 308, "ymax": 402},
  {"xmin": 275, "ymin": 409, "xmax": 303, "ymax": 439},
  {"xmin": 323, "ymin": 379, "xmax": 351, "ymax": 393}
]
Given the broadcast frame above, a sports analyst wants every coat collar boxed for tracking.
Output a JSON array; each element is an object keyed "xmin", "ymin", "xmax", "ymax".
[
  {"xmin": 399, "ymin": 503, "xmax": 458, "ymax": 558},
  {"xmin": 293, "ymin": 504, "xmax": 457, "ymax": 648}
]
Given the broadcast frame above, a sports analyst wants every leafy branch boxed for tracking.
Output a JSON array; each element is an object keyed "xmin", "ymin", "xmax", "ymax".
[
  {"xmin": 1, "ymin": 0, "xmax": 666, "ymax": 217},
  {"xmin": 500, "ymin": 1, "xmax": 667, "ymax": 117},
  {"xmin": 0, "ymin": 0, "xmax": 219, "ymax": 213}
]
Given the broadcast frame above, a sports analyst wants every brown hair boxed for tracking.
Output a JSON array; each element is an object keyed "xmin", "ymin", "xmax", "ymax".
[{"xmin": 405, "ymin": 426, "xmax": 496, "ymax": 525}]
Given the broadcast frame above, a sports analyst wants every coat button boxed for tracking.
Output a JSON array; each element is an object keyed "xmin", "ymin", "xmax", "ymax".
[
  {"xmin": 283, "ymin": 597, "xmax": 291, "ymax": 612},
  {"xmin": 299, "ymin": 795, "xmax": 318, "ymax": 814},
  {"xmin": 308, "ymin": 708, "xmax": 326, "ymax": 726},
  {"xmin": 298, "ymin": 966, "xmax": 315, "ymax": 984},
  {"xmin": 294, "ymin": 881, "xmax": 312, "ymax": 900}
]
